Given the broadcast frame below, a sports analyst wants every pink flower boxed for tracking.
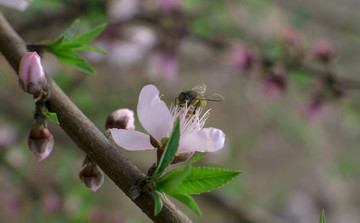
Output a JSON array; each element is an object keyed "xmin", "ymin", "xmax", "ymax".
[
  {"xmin": 18, "ymin": 52, "xmax": 47, "ymax": 95},
  {"xmin": 110, "ymin": 85, "xmax": 225, "ymax": 154}
]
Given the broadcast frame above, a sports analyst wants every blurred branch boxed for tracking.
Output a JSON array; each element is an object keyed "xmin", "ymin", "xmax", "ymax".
[
  {"xmin": 0, "ymin": 12, "xmax": 191, "ymax": 223},
  {"xmin": 202, "ymin": 193, "xmax": 288, "ymax": 223}
]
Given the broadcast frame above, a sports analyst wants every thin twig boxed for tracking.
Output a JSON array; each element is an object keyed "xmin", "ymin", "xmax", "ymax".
[{"xmin": 0, "ymin": 12, "xmax": 191, "ymax": 223}]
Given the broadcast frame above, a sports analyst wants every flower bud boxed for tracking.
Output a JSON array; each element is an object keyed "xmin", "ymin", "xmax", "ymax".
[
  {"xmin": 105, "ymin": 108, "xmax": 135, "ymax": 130},
  {"xmin": 79, "ymin": 163, "xmax": 104, "ymax": 192},
  {"xmin": 18, "ymin": 52, "xmax": 47, "ymax": 95},
  {"xmin": 312, "ymin": 38, "xmax": 335, "ymax": 63},
  {"xmin": 228, "ymin": 44, "xmax": 253, "ymax": 72},
  {"xmin": 28, "ymin": 125, "xmax": 54, "ymax": 161}
]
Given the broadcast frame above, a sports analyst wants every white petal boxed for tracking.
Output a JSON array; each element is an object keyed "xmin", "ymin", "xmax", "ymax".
[
  {"xmin": 178, "ymin": 128, "xmax": 225, "ymax": 153},
  {"xmin": 110, "ymin": 129, "xmax": 153, "ymax": 151},
  {"xmin": 137, "ymin": 84, "xmax": 173, "ymax": 142}
]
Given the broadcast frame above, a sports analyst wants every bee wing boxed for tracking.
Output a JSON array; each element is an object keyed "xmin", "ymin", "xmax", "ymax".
[
  {"xmin": 202, "ymin": 93, "xmax": 224, "ymax": 102},
  {"xmin": 192, "ymin": 83, "xmax": 207, "ymax": 94}
]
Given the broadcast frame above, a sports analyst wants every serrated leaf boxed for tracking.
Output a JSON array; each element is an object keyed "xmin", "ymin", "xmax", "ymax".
[
  {"xmin": 153, "ymin": 191, "xmax": 163, "ymax": 216},
  {"xmin": 43, "ymin": 112, "xmax": 59, "ymax": 124},
  {"xmin": 319, "ymin": 209, "xmax": 326, "ymax": 223},
  {"xmin": 169, "ymin": 193, "xmax": 201, "ymax": 215},
  {"xmin": 188, "ymin": 153, "xmax": 205, "ymax": 165},
  {"xmin": 174, "ymin": 167, "xmax": 241, "ymax": 195},
  {"xmin": 65, "ymin": 23, "xmax": 106, "ymax": 46},
  {"xmin": 153, "ymin": 118, "xmax": 180, "ymax": 177},
  {"xmin": 155, "ymin": 165, "xmax": 192, "ymax": 194}
]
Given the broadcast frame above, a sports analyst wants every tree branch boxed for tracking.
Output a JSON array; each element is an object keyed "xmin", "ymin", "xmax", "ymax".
[{"xmin": 0, "ymin": 12, "xmax": 191, "ymax": 223}]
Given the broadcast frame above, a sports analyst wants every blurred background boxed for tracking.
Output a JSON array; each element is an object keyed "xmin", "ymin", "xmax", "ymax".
[{"xmin": 1, "ymin": 0, "xmax": 360, "ymax": 222}]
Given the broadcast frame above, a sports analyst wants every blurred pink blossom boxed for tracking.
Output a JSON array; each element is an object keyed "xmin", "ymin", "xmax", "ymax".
[
  {"xmin": 87, "ymin": 26, "xmax": 156, "ymax": 67},
  {"xmin": 305, "ymin": 96, "xmax": 325, "ymax": 122},
  {"xmin": 147, "ymin": 51, "xmax": 179, "ymax": 81},
  {"xmin": 0, "ymin": 0, "xmax": 30, "ymax": 11},
  {"xmin": 228, "ymin": 44, "xmax": 253, "ymax": 72},
  {"xmin": 281, "ymin": 28, "xmax": 302, "ymax": 49},
  {"xmin": 312, "ymin": 38, "xmax": 336, "ymax": 63},
  {"xmin": 262, "ymin": 76, "xmax": 286, "ymax": 99},
  {"xmin": 42, "ymin": 191, "xmax": 62, "ymax": 213},
  {"xmin": 158, "ymin": 0, "xmax": 181, "ymax": 12},
  {"xmin": 0, "ymin": 126, "xmax": 16, "ymax": 150},
  {"xmin": 107, "ymin": 0, "xmax": 139, "ymax": 22},
  {"xmin": 110, "ymin": 85, "xmax": 225, "ymax": 155}
]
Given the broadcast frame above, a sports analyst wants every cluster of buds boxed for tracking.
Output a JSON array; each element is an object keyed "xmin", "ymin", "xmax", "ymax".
[
  {"xmin": 79, "ymin": 156, "xmax": 104, "ymax": 192},
  {"xmin": 19, "ymin": 52, "xmax": 55, "ymax": 161}
]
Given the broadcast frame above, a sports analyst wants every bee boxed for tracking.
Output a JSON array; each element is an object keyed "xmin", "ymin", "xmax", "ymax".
[{"xmin": 175, "ymin": 84, "xmax": 224, "ymax": 111}]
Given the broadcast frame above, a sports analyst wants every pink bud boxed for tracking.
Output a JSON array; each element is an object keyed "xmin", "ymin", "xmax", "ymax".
[
  {"xmin": 105, "ymin": 109, "xmax": 135, "ymax": 130},
  {"xmin": 79, "ymin": 164, "xmax": 104, "ymax": 192},
  {"xmin": 312, "ymin": 38, "xmax": 335, "ymax": 63},
  {"xmin": 28, "ymin": 125, "xmax": 54, "ymax": 161},
  {"xmin": 228, "ymin": 44, "xmax": 253, "ymax": 72},
  {"xmin": 18, "ymin": 52, "xmax": 47, "ymax": 95}
]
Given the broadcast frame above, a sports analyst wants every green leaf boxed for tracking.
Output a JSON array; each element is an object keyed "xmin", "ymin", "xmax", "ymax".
[
  {"xmin": 55, "ymin": 50, "xmax": 87, "ymax": 66},
  {"xmin": 188, "ymin": 153, "xmax": 205, "ymax": 165},
  {"xmin": 65, "ymin": 23, "xmax": 106, "ymax": 46},
  {"xmin": 155, "ymin": 165, "xmax": 192, "ymax": 194},
  {"xmin": 62, "ymin": 19, "xmax": 81, "ymax": 40},
  {"xmin": 48, "ymin": 36, "xmax": 65, "ymax": 53},
  {"xmin": 43, "ymin": 112, "xmax": 59, "ymax": 124},
  {"xmin": 168, "ymin": 193, "xmax": 201, "ymax": 215},
  {"xmin": 319, "ymin": 209, "xmax": 326, "ymax": 223},
  {"xmin": 174, "ymin": 167, "xmax": 241, "ymax": 195},
  {"xmin": 153, "ymin": 191, "xmax": 163, "ymax": 216},
  {"xmin": 70, "ymin": 45, "xmax": 107, "ymax": 54},
  {"xmin": 74, "ymin": 62, "xmax": 96, "ymax": 74},
  {"xmin": 153, "ymin": 118, "xmax": 180, "ymax": 177}
]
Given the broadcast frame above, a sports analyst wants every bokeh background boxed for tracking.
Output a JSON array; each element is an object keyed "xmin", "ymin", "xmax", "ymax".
[{"xmin": 1, "ymin": 0, "xmax": 360, "ymax": 222}]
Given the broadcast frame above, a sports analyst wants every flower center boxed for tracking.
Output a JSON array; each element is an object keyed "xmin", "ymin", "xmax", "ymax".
[{"xmin": 169, "ymin": 103, "xmax": 210, "ymax": 137}]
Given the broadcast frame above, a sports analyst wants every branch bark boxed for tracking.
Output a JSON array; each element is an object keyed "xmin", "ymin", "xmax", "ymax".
[{"xmin": 0, "ymin": 12, "xmax": 191, "ymax": 223}]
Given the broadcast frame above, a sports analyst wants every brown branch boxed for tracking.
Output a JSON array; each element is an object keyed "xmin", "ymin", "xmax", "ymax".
[{"xmin": 0, "ymin": 12, "xmax": 191, "ymax": 223}]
